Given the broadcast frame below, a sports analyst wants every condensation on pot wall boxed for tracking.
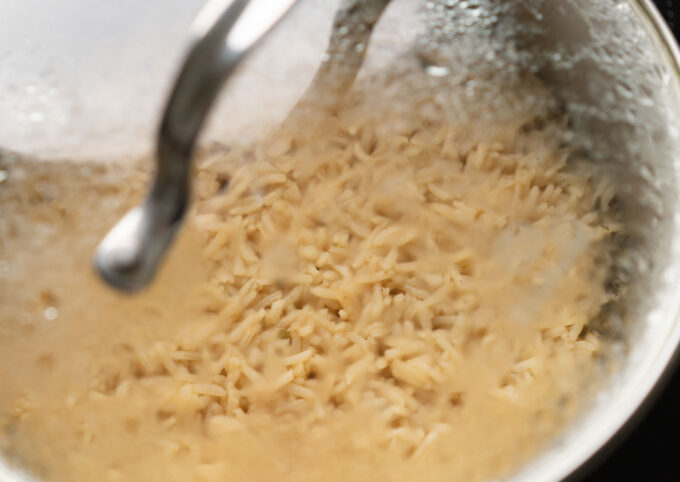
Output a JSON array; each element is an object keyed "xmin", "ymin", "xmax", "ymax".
[{"xmin": 2, "ymin": 1, "xmax": 680, "ymax": 481}]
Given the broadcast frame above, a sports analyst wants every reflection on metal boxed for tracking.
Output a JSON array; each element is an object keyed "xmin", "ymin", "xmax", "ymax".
[{"xmin": 94, "ymin": 0, "xmax": 298, "ymax": 292}]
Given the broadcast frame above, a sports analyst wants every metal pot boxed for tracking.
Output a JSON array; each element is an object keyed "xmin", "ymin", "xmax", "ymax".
[{"xmin": 2, "ymin": 0, "xmax": 680, "ymax": 480}]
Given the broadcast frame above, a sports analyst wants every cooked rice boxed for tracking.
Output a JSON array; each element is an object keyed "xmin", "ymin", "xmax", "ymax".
[
  {"xmin": 0, "ymin": 102, "xmax": 618, "ymax": 481},
  {"xmin": 134, "ymin": 110, "xmax": 613, "ymax": 452}
]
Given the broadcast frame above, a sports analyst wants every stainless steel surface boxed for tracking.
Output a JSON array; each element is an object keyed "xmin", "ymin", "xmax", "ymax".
[
  {"xmin": 94, "ymin": 0, "xmax": 297, "ymax": 292},
  {"xmin": 4, "ymin": 0, "xmax": 680, "ymax": 480},
  {"xmin": 511, "ymin": 0, "xmax": 680, "ymax": 479}
]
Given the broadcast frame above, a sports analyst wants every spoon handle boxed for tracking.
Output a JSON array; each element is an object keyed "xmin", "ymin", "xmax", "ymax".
[{"xmin": 95, "ymin": 0, "xmax": 297, "ymax": 292}]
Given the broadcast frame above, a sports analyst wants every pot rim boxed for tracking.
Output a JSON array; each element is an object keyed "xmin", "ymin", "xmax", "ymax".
[
  {"xmin": 514, "ymin": 2, "xmax": 680, "ymax": 480},
  {"xmin": 572, "ymin": 0, "xmax": 680, "ymax": 475}
]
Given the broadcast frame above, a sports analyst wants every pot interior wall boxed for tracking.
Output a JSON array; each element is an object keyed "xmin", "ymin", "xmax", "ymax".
[{"xmin": 2, "ymin": 1, "xmax": 680, "ymax": 481}]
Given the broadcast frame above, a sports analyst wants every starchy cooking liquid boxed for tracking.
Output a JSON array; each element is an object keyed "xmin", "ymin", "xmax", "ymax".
[{"xmin": 0, "ymin": 104, "xmax": 619, "ymax": 481}]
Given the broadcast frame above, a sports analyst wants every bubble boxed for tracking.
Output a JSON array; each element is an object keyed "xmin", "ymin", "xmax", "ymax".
[
  {"xmin": 425, "ymin": 65, "xmax": 451, "ymax": 77},
  {"xmin": 29, "ymin": 112, "xmax": 45, "ymax": 123},
  {"xmin": 44, "ymin": 307, "xmax": 59, "ymax": 321}
]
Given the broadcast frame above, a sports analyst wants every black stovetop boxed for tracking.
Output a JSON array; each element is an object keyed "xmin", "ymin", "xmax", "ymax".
[{"xmin": 582, "ymin": 2, "xmax": 680, "ymax": 480}]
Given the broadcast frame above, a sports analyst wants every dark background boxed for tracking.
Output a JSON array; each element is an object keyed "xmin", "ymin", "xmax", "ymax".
[
  {"xmin": 655, "ymin": 1, "xmax": 679, "ymax": 32},
  {"xmin": 582, "ymin": 1, "xmax": 680, "ymax": 480}
]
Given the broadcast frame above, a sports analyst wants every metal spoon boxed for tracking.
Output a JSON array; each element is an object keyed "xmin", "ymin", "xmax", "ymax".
[
  {"xmin": 94, "ymin": 0, "xmax": 298, "ymax": 292},
  {"xmin": 95, "ymin": 0, "xmax": 391, "ymax": 293}
]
